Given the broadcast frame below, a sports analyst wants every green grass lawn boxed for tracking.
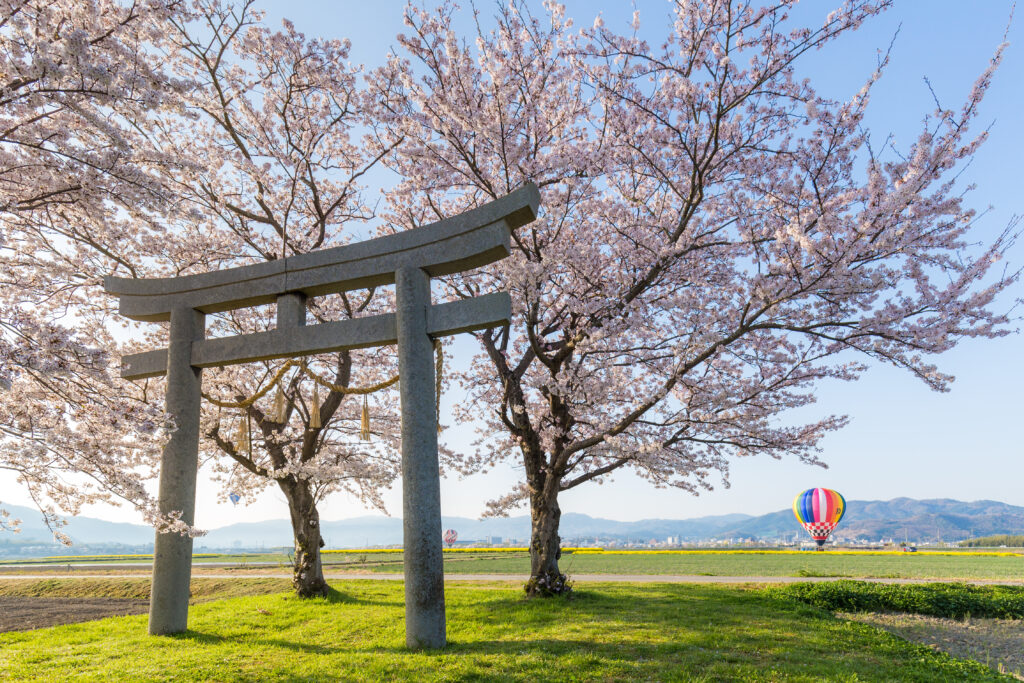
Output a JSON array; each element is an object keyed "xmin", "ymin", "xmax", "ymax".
[{"xmin": 0, "ymin": 580, "xmax": 1012, "ymax": 681}]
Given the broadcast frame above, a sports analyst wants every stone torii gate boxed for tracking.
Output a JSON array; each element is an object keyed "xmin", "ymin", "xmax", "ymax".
[{"xmin": 104, "ymin": 184, "xmax": 540, "ymax": 648}]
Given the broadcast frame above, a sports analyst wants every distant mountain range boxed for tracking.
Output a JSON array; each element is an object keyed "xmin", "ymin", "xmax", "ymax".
[{"xmin": 2, "ymin": 498, "xmax": 1023, "ymax": 555}]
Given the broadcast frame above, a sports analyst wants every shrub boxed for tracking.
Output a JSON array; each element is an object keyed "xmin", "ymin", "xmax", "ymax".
[
  {"xmin": 773, "ymin": 580, "xmax": 1024, "ymax": 620},
  {"xmin": 960, "ymin": 535, "xmax": 1024, "ymax": 548}
]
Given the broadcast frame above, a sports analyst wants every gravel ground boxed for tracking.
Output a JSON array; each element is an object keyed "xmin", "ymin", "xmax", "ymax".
[
  {"xmin": 844, "ymin": 612, "xmax": 1024, "ymax": 680},
  {"xmin": 0, "ymin": 597, "xmax": 149, "ymax": 633}
]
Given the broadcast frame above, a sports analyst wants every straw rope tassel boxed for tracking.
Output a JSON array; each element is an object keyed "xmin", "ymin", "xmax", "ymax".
[
  {"xmin": 360, "ymin": 395, "xmax": 371, "ymax": 441},
  {"xmin": 235, "ymin": 412, "xmax": 250, "ymax": 454},
  {"xmin": 309, "ymin": 382, "xmax": 321, "ymax": 429},
  {"xmin": 272, "ymin": 385, "xmax": 286, "ymax": 423}
]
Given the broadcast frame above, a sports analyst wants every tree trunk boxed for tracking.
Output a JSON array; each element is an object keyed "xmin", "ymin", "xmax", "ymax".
[
  {"xmin": 526, "ymin": 486, "xmax": 571, "ymax": 596},
  {"xmin": 279, "ymin": 477, "xmax": 330, "ymax": 598}
]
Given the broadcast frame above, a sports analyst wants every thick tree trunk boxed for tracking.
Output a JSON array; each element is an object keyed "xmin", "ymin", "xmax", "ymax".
[
  {"xmin": 279, "ymin": 477, "xmax": 330, "ymax": 598},
  {"xmin": 526, "ymin": 487, "xmax": 571, "ymax": 596},
  {"xmin": 493, "ymin": 345, "xmax": 573, "ymax": 597}
]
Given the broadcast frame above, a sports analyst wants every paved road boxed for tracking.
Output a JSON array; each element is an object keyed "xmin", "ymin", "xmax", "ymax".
[{"xmin": 1, "ymin": 572, "xmax": 1022, "ymax": 585}]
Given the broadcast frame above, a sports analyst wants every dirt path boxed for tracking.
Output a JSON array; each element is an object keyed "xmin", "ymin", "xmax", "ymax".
[{"xmin": 0, "ymin": 597, "xmax": 149, "ymax": 633}]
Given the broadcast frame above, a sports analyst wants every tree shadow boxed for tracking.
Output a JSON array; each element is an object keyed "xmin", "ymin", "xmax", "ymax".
[
  {"xmin": 170, "ymin": 630, "xmax": 344, "ymax": 655},
  {"xmin": 342, "ymin": 637, "xmax": 687, "ymax": 661},
  {"xmin": 295, "ymin": 587, "xmax": 400, "ymax": 609}
]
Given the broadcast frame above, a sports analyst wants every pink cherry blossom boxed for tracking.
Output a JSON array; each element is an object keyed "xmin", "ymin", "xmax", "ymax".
[{"xmin": 368, "ymin": 0, "xmax": 1018, "ymax": 594}]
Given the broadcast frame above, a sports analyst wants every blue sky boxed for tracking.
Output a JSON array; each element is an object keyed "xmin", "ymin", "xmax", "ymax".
[{"xmin": 5, "ymin": 1, "xmax": 1021, "ymax": 530}]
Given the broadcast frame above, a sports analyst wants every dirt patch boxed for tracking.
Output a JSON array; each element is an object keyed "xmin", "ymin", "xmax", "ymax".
[
  {"xmin": 845, "ymin": 612, "xmax": 1024, "ymax": 680},
  {"xmin": 0, "ymin": 597, "xmax": 149, "ymax": 633}
]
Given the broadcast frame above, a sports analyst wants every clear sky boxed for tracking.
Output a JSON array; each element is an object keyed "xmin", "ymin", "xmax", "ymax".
[{"xmin": 4, "ymin": 1, "xmax": 1022, "ymax": 531}]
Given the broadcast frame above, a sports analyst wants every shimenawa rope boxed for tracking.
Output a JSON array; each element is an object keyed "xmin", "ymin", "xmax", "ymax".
[{"xmin": 206, "ymin": 340, "xmax": 443, "ymax": 443}]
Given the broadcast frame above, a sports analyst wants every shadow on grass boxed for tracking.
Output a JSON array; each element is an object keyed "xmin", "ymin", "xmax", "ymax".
[
  {"xmin": 171, "ymin": 630, "xmax": 344, "ymax": 655},
  {"xmin": 172, "ymin": 585, "xmax": 904, "ymax": 671},
  {"xmin": 314, "ymin": 586, "xmax": 402, "ymax": 609},
  {"xmin": 347, "ymin": 637, "xmax": 689, "ymax": 660},
  {"xmin": 264, "ymin": 586, "xmax": 403, "ymax": 610},
  {"xmin": 459, "ymin": 585, "xmax": 762, "ymax": 616}
]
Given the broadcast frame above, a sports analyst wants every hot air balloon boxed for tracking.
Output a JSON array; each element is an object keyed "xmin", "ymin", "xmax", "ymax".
[
  {"xmin": 793, "ymin": 488, "xmax": 846, "ymax": 550},
  {"xmin": 443, "ymin": 529, "xmax": 457, "ymax": 548},
  {"xmin": 229, "ymin": 492, "xmax": 241, "ymax": 506}
]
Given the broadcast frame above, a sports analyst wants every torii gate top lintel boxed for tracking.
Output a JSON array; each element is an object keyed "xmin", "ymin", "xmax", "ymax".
[{"xmin": 104, "ymin": 183, "xmax": 539, "ymax": 323}]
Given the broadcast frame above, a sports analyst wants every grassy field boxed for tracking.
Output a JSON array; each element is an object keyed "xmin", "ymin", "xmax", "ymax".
[
  {"xmin": 318, "ymin": 550, "xmax": 1024, "ymax": 580},
  {"xmin": 0, "ymin": 580, "xmax": 1012, "ymax": 681},
  {"xmin": 5, "ymin": 549, "xmax": 1023, "ymax": 581}
]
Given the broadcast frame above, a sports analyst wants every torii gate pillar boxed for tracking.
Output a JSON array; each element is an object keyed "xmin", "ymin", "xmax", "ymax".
[
  {"xmin": 150, "ymin": 307, "xmax": 205, "ymax": 635},
  {"xmin": 395, "ymin": 266, "xmax": 445, "ymax": 648}
]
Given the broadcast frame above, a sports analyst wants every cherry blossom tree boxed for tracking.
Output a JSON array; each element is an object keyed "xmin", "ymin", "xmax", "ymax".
[
  {"xmin": 370, "ymin": 0, "xmax": 1018, "ymax": 595},
  {"xmin": 1, "ymin": 0, "xmax": 403, "ymax": 595},
  {"xmin": 142, "ymin": 0, "xmax": 406, "ymax": 596},
  {"xmin": 0, "ymin": 0, "xmax": 189, "ymax": 541}
]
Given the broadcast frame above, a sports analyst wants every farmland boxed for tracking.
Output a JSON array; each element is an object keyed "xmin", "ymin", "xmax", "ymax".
[
  {"xmin": 4, "ymin": 548, "xmax": 1023, "ymax": 581},
  {"xmin": 321, "ymin": 549, "xmax": 1024, "ymax": 581}
]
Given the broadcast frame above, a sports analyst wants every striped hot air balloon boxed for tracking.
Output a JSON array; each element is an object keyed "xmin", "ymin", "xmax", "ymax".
[{"xmin": 793, "ymin": 488, "xmax": 846, "ymax": 550}]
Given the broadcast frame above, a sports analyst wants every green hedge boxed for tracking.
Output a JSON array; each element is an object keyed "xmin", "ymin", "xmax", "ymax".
[{"xmin": 773, "ymin": 580, "xmax": 1024, "ymax": 619}]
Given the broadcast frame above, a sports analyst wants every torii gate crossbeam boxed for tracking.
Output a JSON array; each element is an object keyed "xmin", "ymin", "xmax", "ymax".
[{"xmin": 104, "ymin": 184, "xmax": 540, "ymax": 648}]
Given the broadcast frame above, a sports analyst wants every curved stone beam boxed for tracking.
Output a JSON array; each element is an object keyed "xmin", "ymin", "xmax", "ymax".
[
  {"xmin": 119, "ymin": 292, "xmax": 511, "ymax": 380},
  {"xmin": 104, "ymin": 184, "xmax": 539, "ymax": 322}
]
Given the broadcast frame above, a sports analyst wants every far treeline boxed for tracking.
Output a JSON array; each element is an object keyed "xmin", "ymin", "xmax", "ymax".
[{"xmin": 960, "ymin": 535, "xmax": 1024, "ymax": 547}]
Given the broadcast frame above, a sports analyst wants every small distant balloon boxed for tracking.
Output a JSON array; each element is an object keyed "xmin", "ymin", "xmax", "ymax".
[
  {"xmin": 443, "ymin": 529, "xmax": 457, "ymax": 548},
  {"xmin": 793, "ymin": 488, "xmax": 846, "ymax": 550},
  {"xmin": 229, "ymin": 492, "xmax": 241, "ymax": 506}
]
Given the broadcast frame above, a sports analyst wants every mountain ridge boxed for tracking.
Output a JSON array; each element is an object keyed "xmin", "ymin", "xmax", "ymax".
[{"xmin": 3, "ymin": 497, "xmax": 1023, "ymax": 553}]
